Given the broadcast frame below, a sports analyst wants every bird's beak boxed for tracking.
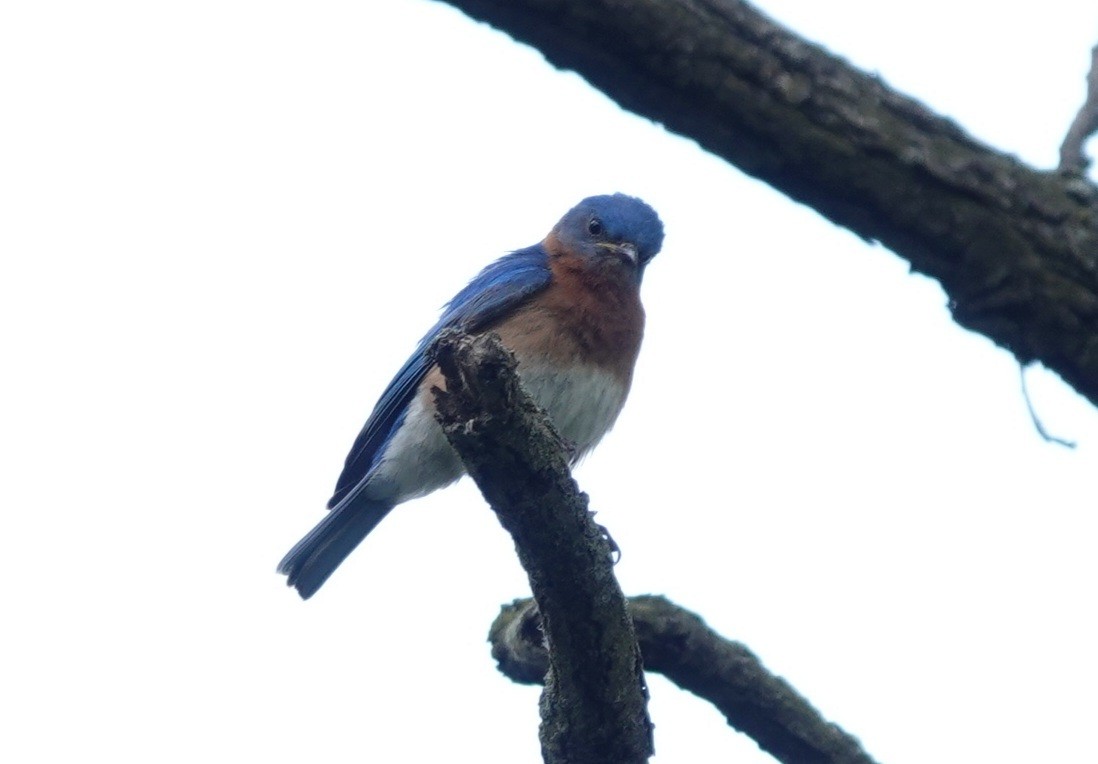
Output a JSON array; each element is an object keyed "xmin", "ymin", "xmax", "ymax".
[{"xmin": 599, "ymin": 241, "xmax": 639, "ymax": 265}]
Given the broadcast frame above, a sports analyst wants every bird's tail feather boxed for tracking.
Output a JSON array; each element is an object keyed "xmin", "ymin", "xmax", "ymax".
[{"xmin": 278, "ymin": 497, "xmax": 394, "ymax": 599}]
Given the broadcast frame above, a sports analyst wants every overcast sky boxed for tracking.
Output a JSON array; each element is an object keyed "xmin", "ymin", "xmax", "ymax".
[{"xmin": 4, "ymin": 2, "xmax": 1097, "ymax": 762}]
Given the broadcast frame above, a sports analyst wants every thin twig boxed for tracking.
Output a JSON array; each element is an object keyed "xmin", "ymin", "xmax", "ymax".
[
  {"xmin": 1020, "ymin": 364, "xmax": 1077, "ymax": 448},
  {"xmin": 1059, "ymin": 44, "xmax": 1098, "ymax": 174}
]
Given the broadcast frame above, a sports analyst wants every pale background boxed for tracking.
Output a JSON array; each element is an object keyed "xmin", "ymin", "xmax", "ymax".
[{"xmin": 3, "ymin": 2, "xmax": 1097, "ymax": 762}]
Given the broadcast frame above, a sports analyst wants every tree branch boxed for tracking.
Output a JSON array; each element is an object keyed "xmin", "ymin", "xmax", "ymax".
[
  {"xmin": 435, "ymin": 0, "xmax": 1098, "ymax": 409},
  {"xmin": 431, "ymin": 330, "xmax": 653, "ymax": 764},
  {"xmin": 491, "ymin": 596, "xmax": 879, "ymax": 764},
  {"xmin": 1059, "ymin": 44, "xmax": 1098, "ymax": 174}
]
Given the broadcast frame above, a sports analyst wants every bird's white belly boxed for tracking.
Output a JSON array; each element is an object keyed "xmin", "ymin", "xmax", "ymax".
[
  {"xmin": 516, "ymin": 361, "xmax": 628, "ymax": 459},
  {"xmin": 365, "ymin": 361, "xmax": 628, "ymax": 504}
]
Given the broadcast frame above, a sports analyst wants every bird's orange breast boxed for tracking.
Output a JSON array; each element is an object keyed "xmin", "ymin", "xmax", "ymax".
[{"xmin": 491, "ymin": 250, "xmax": 645, "ymax": 387}]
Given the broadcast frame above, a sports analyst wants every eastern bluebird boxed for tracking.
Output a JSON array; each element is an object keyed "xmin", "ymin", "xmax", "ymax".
[{"xmin": 279, "ymin": 194, "xmax": 664, "ymax": 599}]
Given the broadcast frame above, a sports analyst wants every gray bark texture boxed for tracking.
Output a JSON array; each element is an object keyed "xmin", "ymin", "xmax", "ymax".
[
  {"xmin": 491, "ymin": 595, "xmax": 880, "ymax": 764},
  {"xmin": 436, "ymin": 0, "xmax": 1098, "ymax": 408},
  {"xmin": 432, "ymin": 331, "xmax": 653, "ymax": 764}
]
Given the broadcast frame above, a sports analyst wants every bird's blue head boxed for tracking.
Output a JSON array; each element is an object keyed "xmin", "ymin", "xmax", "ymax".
[{"xmin": 549, "ymin": 193, "xmax": 664, "ymax": 278}]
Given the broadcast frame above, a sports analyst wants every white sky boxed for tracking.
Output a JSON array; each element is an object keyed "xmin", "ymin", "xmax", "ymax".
[{"xmin": 3, "ymin": 2, "xmax": 1097, "ymax": 762}]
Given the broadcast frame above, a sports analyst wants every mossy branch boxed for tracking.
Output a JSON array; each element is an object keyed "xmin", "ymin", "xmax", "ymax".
[
  {"xmin": 431, "ymin": 330, "xmax": 653, "ymax": 764},
  {"xmin": 491, "ymin": 595, "xmax": 880, "ymax": 764}
]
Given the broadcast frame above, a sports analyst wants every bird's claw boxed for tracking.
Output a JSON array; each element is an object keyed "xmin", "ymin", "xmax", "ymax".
[{"xmin": 596, "ymin": 520, "xmax": 621, "ymax": 564}]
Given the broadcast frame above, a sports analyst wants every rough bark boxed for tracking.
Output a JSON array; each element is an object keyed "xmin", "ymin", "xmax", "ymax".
[
  {"xmin": 492, "ymin": 596, "xmax": 879, "ymax": 764},
  {"xmin": 435, "ymin": 0, "xmax": 1098, "ymax": 408},
  {"xmin": 431, "ymin": 330, "xmax": 653, "ymax": 764}
]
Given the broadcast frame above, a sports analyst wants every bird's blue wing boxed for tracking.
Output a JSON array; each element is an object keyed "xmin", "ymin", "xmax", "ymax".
[{"xmin": 326, "ymin": 244, "xmax": 552, "ymax": 508}]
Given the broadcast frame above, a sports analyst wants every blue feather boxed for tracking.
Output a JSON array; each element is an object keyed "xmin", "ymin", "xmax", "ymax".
[
  {"xmin": 326, "ymin": 244, "xmax": 552, "ymax": 508},
  {"xmin": 280, "ymin": 193, "xmax": 663, "ymax": 598}
]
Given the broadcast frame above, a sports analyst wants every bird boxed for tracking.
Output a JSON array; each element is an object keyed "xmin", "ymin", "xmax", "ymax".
[{"xmin": 278, "ymin": 193, "xmax": 664, "ymax": 599}]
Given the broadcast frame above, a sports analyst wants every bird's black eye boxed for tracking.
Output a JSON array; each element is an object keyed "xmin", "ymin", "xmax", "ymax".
[{"xmin": 587, "ymin": 217, "xmax": 603, "ymax": 236}]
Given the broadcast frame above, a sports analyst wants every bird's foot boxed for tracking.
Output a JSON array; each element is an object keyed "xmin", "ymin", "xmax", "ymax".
[{"xmin": 594, "ymin": 519, "xmax": 621, "ymax": 564}]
